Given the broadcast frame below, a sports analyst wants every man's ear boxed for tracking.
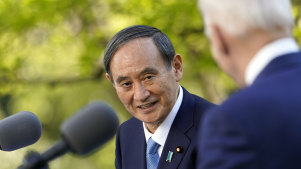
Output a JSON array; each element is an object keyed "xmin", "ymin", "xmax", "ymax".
[
  {"xmin": 105, "ymin": 73, "xmax": 114, "ymax": 85},
  {"xmin": 172, "ymin": 54, "xmax": 183, "ymax": 82},
  {"xmin": 210, "ymin": 24, "xmax": 230, "ymax": 56}
]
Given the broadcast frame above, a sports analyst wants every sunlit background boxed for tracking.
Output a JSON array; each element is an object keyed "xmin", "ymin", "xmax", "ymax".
[{"xmin": 1, "ymin": 0, "xmax": 301, "ymax": 168}]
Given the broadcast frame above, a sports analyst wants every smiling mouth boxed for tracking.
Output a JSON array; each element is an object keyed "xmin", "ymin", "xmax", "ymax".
[{"xmin": 137, "ymin": 101, "xmax": 158, "ymax": 109}]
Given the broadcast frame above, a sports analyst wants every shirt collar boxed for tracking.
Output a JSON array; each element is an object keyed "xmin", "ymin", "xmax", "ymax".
[
  {"xmin": 143, "ymin": 86, "xmax": 183, "ymax": 146},
  {"xmin": 245, "ymin": 37, "xmax": 299, "ymax": 86}
]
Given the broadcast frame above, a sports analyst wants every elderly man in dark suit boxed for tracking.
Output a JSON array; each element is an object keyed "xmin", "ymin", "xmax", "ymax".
[
  {"xmin": 103, "ymin": 25, "xmax": 214, "ymax": 169},
  {"xmin": 197, "ymin": 0, "xmax": 301, "ymax": 168}
]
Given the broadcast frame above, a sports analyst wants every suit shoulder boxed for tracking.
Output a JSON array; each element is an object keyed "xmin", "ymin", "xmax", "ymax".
[
  {"xmin": 218, "ymin": 83, "xmax": 279, "ymax": 113},
  {"xmin": 119, "ymin": 117, "xmax": 141, "ymax": 130},
  {"xmin": 186, "ymin": 93, "xmax": 216, "ymax": 125},
  {"xmin": 118, "ymin": 117, "xmax": 143, "ymax": 137},
  {"xmin": 193, "ymin": 94, "xmax": 215, "ymax": 106},
  {"xmin": 192, "ymin": 94, "xmax": 216, "ymax": 113}
]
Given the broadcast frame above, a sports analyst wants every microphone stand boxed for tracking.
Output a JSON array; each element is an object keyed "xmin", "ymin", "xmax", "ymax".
[{"xmin": 18, "ymin": 140, "xmax": 69, "ymax": 169}]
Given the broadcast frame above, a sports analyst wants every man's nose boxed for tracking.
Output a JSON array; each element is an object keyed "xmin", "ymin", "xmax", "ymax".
[{"xmin": 133, "ymin": 83, "xmax": 150, "ymax": 102}]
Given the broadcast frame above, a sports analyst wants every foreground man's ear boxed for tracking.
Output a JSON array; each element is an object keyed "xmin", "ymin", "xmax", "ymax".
[
  {"xmin": 172, "ymin": 54, "xmax": 183, "ymax": 82},
  {"xmin": 210, "ymin": 24, "xmax": 230, "ymax": 56}
]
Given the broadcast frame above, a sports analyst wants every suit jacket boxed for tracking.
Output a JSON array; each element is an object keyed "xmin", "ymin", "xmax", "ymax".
[
  {"xmin": 115, "ymin": 87, "xmax": 214, "ymax": 169},
  {"xmin": 198, "ymin": 52, "xmax": 301, "ymax": 169}
]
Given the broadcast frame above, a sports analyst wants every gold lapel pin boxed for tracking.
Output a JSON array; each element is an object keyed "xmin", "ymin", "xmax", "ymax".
[{"xmin": 176, "ymin": 146, "xmax": 183, "ymax": 153}]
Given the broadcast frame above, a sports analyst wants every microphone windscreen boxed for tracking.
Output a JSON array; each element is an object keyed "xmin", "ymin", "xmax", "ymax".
[
  {"xmin": 0, "ymin": 111, "xmax": 42, "ymax": 151},
  {"xmin": 60, "ymin": 102, "xmax": 119, "ymax": 155}
]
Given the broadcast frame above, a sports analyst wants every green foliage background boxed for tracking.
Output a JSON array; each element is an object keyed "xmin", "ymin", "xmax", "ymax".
[{"xmin": 0, "ymin": 0, "xmax": 301, "ymax": 168}]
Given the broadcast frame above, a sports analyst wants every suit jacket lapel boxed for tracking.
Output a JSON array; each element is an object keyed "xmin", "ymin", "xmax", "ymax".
[
  {"xmin": 158, "ymin": 127, "xmax": 191, "ymax": 168},
  {"xmin": 134, "ymin": 122, "xmax": 147, "ymax": 169},
  {"xmin": 157, "ymin": 88, "xmax": 195, "ymax": 169},
  {"xmin": 124, "ymin": 120, "xmax": 146, "ymax": 169}
]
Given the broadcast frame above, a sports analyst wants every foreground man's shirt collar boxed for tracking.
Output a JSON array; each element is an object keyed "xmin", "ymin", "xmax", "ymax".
[
  {"xmin": 245, "ymin": 37, "xmax": 299, "ymax": 86},
  {"xmin": 143, "ymin": 85, "xmax": 183, "ymax": 156}
]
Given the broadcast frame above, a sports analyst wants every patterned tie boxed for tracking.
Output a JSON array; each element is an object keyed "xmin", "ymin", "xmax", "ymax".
[{"xmin": 146, "ymin": 137, "xmax": 160, "ymax": 169}]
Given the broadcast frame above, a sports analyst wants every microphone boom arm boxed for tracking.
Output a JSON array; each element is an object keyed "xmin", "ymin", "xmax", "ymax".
[{"xmin": 18, "ymin": 140, "xmax": 69, "ymax": 169}]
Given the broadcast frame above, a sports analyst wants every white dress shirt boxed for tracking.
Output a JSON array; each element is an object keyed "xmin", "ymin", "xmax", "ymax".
[
  {"xmin": 143, "ymin": 86, "xmax": 183, "ymax": 157},
  {"xmin": 245, "ymin": 37, "xmax": 299, "ymax": 86}
]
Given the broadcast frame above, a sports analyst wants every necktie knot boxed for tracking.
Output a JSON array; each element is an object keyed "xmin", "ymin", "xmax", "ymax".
[{"xmin": 147, "ymin": 138, "xmax": 160, "ymax": 154}]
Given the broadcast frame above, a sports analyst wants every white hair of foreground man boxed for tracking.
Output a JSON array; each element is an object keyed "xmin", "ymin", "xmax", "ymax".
[{"xmin": 198, "ymin": 0, "xmax": 294, "ymax": 37}]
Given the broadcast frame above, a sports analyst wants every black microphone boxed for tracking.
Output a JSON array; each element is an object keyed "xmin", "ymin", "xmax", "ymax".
[
  {"xmin": 18, "ymin": 101, "xmax": 119, "ymax": 169},
  {"xmin": 0, "ymin": 111, "xmax": 42, "ymax": 151}
]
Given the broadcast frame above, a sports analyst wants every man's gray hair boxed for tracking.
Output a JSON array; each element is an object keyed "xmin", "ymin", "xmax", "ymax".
[{"xmin": 199, "ymin": 0, "xmax": 294, "ymax": 37}]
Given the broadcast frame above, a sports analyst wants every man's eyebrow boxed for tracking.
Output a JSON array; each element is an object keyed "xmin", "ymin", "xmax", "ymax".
[
  {"xmin": 115, "ymin": 68, "xmax": 158, "ymax": 84},
  {"xmin": 139, "ymin": 67, "xmax": 158, "ymax": 76},
  {"xmin": 116, "ymin": 76, "xmax": 129, "ymax": 84}
]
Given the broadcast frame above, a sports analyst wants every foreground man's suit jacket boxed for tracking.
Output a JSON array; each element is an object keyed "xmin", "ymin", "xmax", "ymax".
[
  {"xmin": 198, "ymin": 52, "xmax": 301, "ymax": 169},
  {"xmin": 115, "ymin": 87, "xmax": 214, "ymax": 169}
]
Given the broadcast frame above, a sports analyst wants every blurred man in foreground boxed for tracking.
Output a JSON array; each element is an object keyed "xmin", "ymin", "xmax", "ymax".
[
  {"xmin": 103, "ymin": 25, "xmax": 214, "ymax": 169},
  {"xmin": 197, "ymin": 0, "xmax": 301, "ymax": 168}
]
